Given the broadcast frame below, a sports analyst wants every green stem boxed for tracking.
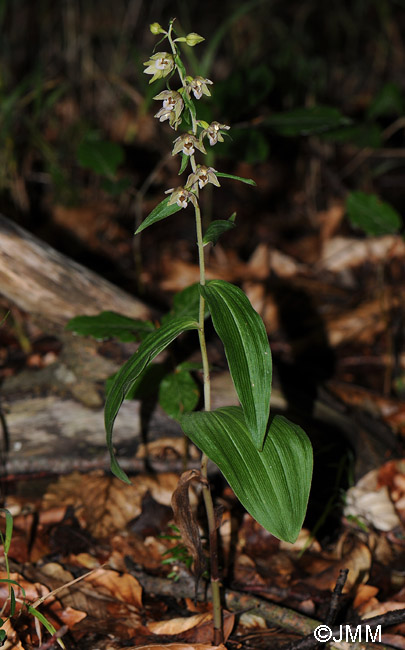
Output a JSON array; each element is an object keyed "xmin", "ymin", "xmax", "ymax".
[
  {"xmin": 194, "ymin": 200, "xmax": 223, "ymax": 645},
  {"xmin": 168, "ymin": 24, "xmax": 223, "ymax": 643}
]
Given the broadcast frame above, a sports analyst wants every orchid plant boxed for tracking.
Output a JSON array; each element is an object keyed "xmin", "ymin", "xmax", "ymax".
[{"xmin": 68, "ymin": 19, "xmax": 312, "ymax": 643}]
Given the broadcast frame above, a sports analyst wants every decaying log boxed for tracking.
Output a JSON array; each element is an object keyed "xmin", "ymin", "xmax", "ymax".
[
  {"xmin": 0, "ymin": 214, "xmax": 156, "ymax": 475},
  {"xmin": 0, "ymin": 214, "xmax": 152, "ymax": 328}
]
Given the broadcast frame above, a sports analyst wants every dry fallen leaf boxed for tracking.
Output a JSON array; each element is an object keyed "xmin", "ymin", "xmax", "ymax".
[
  {"xmin": 84, "ymin": 568, "xmax": 142, "ymax": 609},
  {"xmin": 43, "ymin": 471, "xmax": 182, "ymax": 537},
  {"xmin": 148, "ymin": 613, "xmax": 212, "ymax": 635},
  {"xmin": 126, "ymin": 643, "xmax": 226, "ymax": 650},
  {"xmin": 0, "ymin": 619, "xmax": 25, "ymax": 650},
  {"xmin": 136, "ymin": 437, "xmax": 200, "ymax": 461},
  {"xmin": 344, "ymin": 469, "xmax": 401, "ymax": 531},
  {"xmin": 319, "ymin": 235, "xmax": 405, "ymax": 272},
  {"xmin": 304, "ymin": 538, "xmax": 372, "ymax": 592}
]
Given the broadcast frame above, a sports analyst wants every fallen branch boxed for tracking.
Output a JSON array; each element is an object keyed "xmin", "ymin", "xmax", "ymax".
[{"xmin": 125, "ymin": 561, "xmax": 402, "ymax": 650}]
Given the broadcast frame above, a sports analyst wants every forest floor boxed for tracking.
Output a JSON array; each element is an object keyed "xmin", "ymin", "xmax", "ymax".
[{"xmin": 1, "ymin": 96, "xmax": 405, "ymax": 650}]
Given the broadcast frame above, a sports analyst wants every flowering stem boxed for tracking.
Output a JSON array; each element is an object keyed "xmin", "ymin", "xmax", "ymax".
[
  {"xmin": 166, "ymin": 24, "xmax": 223, "ymax": 641},
  {"xmin": 194, "ymin": 198, "xmax": 222, "ymax": 645},
  {"xmin": 167, "ymin": 23, "xmax": 198, "ymax": 135}
]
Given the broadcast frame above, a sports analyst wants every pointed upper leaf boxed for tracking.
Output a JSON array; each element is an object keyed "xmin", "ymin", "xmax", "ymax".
[
  {"xmin": 105, "ymin": 317, "xmax": 198, "ymax": 482},
  {"xmin": 180, "ymin": 406, "xmax": 313, "ymax": 542},
  {"xmin": 200, "ymin": 280, "xmax": 272, "ymax": 449},
  {"xmin": 215, "ymin": 171, "xmax": 256, "ymax": 185},
  {"xmin": 135, "ymin": 196, "xmax": 182, "ymax": 235},
  {"xmin": 203, "ymin": 219, "xmax": 235, "ymax": 247}
]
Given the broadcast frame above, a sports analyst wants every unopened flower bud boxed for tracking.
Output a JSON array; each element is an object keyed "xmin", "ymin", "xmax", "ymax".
[
  {"xmin": 185, "ymin": 32, "xmax": 205, "ymax": 46},
  {"xmin": 150, "ymin": 22, "xmax": 165, "ymax": 35}
]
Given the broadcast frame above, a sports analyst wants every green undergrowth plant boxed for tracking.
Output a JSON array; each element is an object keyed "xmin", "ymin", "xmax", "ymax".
[
  {"xmin": 67, "ymin": 19, "xmax": 313, "ymax": 643},
  {"xmin": 0, "ymin": 509, "xmax": 65, "ymax": 648}
]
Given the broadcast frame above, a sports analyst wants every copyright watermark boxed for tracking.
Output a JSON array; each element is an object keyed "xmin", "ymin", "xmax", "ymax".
[{"xmin": 314, "ymin": 624, "xmax": 381, "ymax": 643}]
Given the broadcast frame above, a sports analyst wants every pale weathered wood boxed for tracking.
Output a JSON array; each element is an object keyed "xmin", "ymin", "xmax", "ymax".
[{"xmin": 0, "ymin": 214, "xmax": 152, "ymax": 327}]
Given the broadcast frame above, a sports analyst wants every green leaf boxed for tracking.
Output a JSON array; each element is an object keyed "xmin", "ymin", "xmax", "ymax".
[
  {"xmin": 367, "ymin": 83, "xmax": 404, "ymax": 120},
  {"xmin": 101, "ymin": 177, "xmax": 132, "ymax": 196},
  {"xmin": 162, "ymin": 283, "xmax": 208, "ymax": 325},
  {"xmin": 201, "ymin": 280, "xmax": 272, "ymax": 449},
  {"xmin": 0, "ymin": 509, "xmax": 13, "ymax": 554},
  {"xmin": 178, "ymin": 153, "xmax": 189, "ymax": 175},
  {"xmin": 9, "ymin": 586, "xmax": 15, "ymax": 616},
  {"xmin": 203, "ymin": 219, "xmax": 236, "ymax": 246},
  {"xmin": 215, "ymin": 172, "xmax": 256, "ymax": 186},
  {"xmin": 182, "ymin": 89, "xmax": 197, "ymax": 124},
  {"xmin": 159, "ymin": 367, "xmax": 199, "ymax": 419},
  {"xmin": 105, "ymin": 317, "xmax": 199, "ymax": 482},
  {"xmin": 135, "ymin": 196, "xmax": 182, "ymax": 235},
  {"xmin": 106, "ymin": 363, "xmax": 169, "ymax": 401},
  {"xmin": 265, "ymin": 106, "xmax": 350, "ymax": 136},
  {"xmin": 27, "ymin": 606, "xmax": 60, "ymax": 646},
  {"xmin": 346, "ymin": 191, "xmax": 402, "ymax": 237},
  {"xmin": 180, "ymin": 406, "xmax": 312, "ymax": 542},
  {"xmin": 77, "ymin": 138, "xmax": 124, "ymax": 176},
  {"xmin": 320, "ymin": 124, "xmax": 382, "ymax": 148},
  {"xmin": 66, "ymin": 312, "xmax": 155, "ymax": 342},
  {"xmin": 0, "ymin": 579, "xmax": 26, "ymax": 599}
]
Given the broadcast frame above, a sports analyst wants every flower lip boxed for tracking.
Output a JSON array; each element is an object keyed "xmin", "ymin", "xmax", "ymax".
[
  {"xmin": 153, "ymin": 91, "xmax": 184, "ymax": 129},
  {"xmin": 165, "ymin": 186, "xmax": 197, "ymax": 209},
  {"xmin": 186, "ymin": 76, "xmax": 213, "ymax": 100},
  {"xmin": 143, "ymin": 52, "xmax": 174, "ymax": 83},
  {"xmin": 186, "ymin": 165, "xmax": 220, "ymax": 190},
  {"xmin": 172, "ymin": 133, "xmax": 207, "ymax": 157},
  {"xmin": 202, "ymin": 121, "xmax": 230, "ymax": 146}
]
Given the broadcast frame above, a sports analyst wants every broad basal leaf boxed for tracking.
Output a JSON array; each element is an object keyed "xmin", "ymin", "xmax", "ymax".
[
  {"xmin": 180, "ymin": 406, "xmax": 313, "ymax": 542},
  {"xmin": 201, "ymin": 280, "xmax": 272, "ymax": 449},
  {"xmin": 346, "ymin": 191, "xmax": 402, "ymax": 237},
  {"xmin": 105, "ymin": 317, "xmax": 198, "ymax": 482},
  {"xmin": 135, "ymin": 196, "xmax": 182, "ymax": 235},
  {"xmin": 66, "ymin": 311, "xmax": 155, "ymax": 342}
]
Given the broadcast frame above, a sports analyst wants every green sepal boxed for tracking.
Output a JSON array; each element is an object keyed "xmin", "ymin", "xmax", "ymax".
[
  {"xmin": 105, "ymin": 317, "xmax": 199, "ymax": 482},
  {"xmin": 180, "ymin": 406, "xmax": 313, "ymax": 542},
  {"xmin": 135, "ymin": 196, "xmax": 182, "ymax": 235},
  {"xmin": 215, "ymin": 171, "xmax": 256, "ymax": 186},
  {"xmin": 200, "ymin": 280, "xmax": 272, "ymax": 449}
]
